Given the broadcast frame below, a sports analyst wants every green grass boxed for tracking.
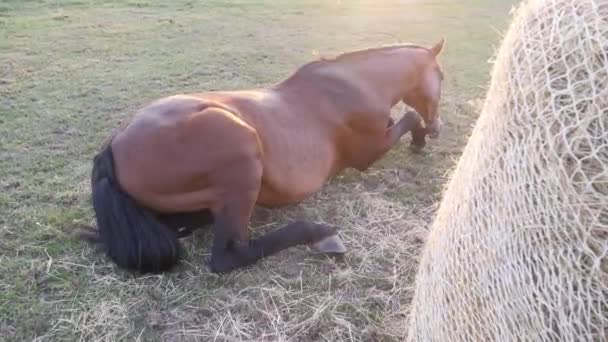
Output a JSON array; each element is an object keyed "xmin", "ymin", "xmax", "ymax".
[{"xmin": 1, "ymin": 0, "xmax": 517, "ymax": 340}]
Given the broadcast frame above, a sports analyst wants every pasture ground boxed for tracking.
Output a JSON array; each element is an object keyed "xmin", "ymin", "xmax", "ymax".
[{"xmin": 1, "ymin": 0, "xmax": 515, "ymax": 340}]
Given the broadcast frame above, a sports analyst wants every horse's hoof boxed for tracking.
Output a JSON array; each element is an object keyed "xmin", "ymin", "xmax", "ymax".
[
  {"xmin": 311, "ymin": 234, "xmax": 347, "ymax": 254},
  {"xmin": 409, "ymin": 143, "xmax": 425, "ymax": 153}
]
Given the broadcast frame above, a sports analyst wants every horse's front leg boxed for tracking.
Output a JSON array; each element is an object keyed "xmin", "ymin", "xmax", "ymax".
[
  {"xmin": 409, "ymin": 119, "xmax": 427, "ymax": 152},
  {"xmin": 388, "ymin": 110, "xmax": 423, "ymax": 144},
  {"xmin": 355, "ymin": 110, "xmax": 423, "ymax": 171}
]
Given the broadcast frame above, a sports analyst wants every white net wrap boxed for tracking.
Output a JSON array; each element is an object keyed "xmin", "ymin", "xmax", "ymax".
[{"xmin": 407, "ymin": 0, "xmax": 608, "ymax": 340}]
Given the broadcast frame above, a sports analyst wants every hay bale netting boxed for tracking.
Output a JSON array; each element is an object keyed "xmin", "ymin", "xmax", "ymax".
[{"xmin": 407, "ymin": 0, "xmax": 608, "ymax": 341}]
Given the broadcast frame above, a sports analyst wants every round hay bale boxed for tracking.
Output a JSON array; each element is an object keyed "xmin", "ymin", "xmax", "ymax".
[{"xmin": 407, "ymin": 0, "xmax": 608, "ymax": 341}]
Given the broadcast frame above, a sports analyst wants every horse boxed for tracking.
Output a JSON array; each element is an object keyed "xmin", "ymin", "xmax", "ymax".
[{"xmin": 86, "ymin": 39, "xmax": 445, "ymax": 274}]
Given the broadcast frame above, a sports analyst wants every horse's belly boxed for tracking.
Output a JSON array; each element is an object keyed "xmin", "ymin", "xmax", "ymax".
[
  {"xmin": 257, "ymin": 146, "xmax": 337, "ymax": 207},
  {"xmin": 257, "ymin": 180, "xmax": 320, "ymax": 207}
]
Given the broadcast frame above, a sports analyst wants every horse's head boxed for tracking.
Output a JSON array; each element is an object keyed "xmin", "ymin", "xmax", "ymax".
[{"xmin": 402, "ymin": 38, "xmax": 445, "ymax": 139}]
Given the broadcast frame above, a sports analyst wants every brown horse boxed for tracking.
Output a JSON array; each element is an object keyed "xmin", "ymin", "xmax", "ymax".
[{"xmin": 87, "ymin": 39, "xmax": 445, "ymax": 273}]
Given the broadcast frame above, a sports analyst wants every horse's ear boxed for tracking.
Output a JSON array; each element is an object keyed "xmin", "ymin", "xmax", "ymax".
[{"xmin": 430, "ymin": 37, "xmax": 445, "ymax": 57}]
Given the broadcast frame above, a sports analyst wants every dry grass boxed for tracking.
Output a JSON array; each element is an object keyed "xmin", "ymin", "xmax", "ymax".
[{"xmin": 1, "ymin": 0, "xmax": 515, "ymax": 340}]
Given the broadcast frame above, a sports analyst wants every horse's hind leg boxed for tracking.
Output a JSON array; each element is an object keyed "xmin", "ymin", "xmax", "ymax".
[
  {"xmin": 210, "ymin": 211, "xmax": 340, "ymax": 273},
  {"xmin": 191, "ymin": 106, "xmax": 343, "ymax": 273},
  {"xmin": 207, "ymin": 162, "xmax": 340, "ymax": 273}
]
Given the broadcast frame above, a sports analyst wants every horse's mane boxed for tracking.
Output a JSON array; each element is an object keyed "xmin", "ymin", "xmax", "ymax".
[
  {"xmin": 319, "ymin": 44, "xmax": 427, "ymax": 63},
  {"xmin": 284, "ymin": 44, "xmax": 428, "ymax": 81}
]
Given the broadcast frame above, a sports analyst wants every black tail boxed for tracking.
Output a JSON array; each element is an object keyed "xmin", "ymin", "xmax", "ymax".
[{"xmin": 89, "ymin": 144, "xmax": 181, "ymax": 273}]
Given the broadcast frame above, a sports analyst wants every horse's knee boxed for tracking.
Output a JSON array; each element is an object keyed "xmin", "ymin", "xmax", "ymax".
[{"xmin": 410, "ymin": 124, "xmax": 427, "ymax": 151}]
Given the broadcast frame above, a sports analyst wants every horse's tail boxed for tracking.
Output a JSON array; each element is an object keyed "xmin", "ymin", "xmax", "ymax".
[{"xmin": 89, "ymin": 143, "xmax": 181, "ymax": 273}]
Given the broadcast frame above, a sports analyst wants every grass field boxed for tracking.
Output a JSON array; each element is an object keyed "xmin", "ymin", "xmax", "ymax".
[{"xmin": 1, "ymin": 0, "xmax": 517, "ymax": 340}]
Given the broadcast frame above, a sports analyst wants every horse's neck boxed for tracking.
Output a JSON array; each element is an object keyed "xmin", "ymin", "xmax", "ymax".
[
  {"xmin": 275, "ymin": 50, "xmax": 418, "ymax": 114},
  {"xmin": 335, "ymin": 53, "xmax": 415, "ymax": 107}
]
